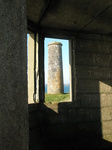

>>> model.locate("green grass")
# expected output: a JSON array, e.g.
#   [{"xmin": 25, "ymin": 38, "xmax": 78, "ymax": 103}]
[{"xmin": 45, "ymin": 93, "xmax": 70, "ymax": 103}]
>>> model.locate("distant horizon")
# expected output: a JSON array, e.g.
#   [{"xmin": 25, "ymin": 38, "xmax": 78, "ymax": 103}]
[
  {"xmin": 45, "ymin": 83, "xmax": 70, "ymax": 85},
  {"xmin": 45, "ymin": 84, "xmax": 70, "ymax": 93}
]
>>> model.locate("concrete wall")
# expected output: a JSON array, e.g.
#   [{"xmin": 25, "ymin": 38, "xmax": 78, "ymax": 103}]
[
  {"xmin": 0, "ymin": 1, "xmax": 28, "ymax": 149},
  {"xmin": 75, "ymin": 34, "xmax": 112, "ymax": 143},
  {"xmin": 29, "ymin": 33, "xmax": 112, "ymax": 150},
  {"xmin": 28, "ymin": 34, "xmax": 39, "ymax": 103},
  {"xmin": 28, "ymin": 34, "xmax": 35, "ymax": 103}
]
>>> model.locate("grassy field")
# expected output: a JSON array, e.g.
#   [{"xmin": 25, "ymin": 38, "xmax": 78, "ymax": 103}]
[{"xmin": 45, "ymin": 93, "xmax": 70, "ymax": 103}]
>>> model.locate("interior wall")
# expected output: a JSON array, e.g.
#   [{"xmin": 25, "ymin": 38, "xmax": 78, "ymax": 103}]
[
  {"xmin": 0, "ymin": 1, "xmax": 28, "ymax": 149},
  {"xmin": 29, "ymin": 33, "xmax": 112, "ymax": 150},
  {"xmin": 75, "ymin": 33, "xmax": 112, "ymax": 143},
  {"xmin": 28, "ymin": 33, "xmax": 39, "ymax": 104},
  {"xmin": 28, "ymin": 34, "xmax": 35, "ymax": 103}
]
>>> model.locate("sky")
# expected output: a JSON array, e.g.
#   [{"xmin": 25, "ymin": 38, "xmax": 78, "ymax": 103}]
[
  {"xmin": 27, "ymin": 35, "xmax": 70, "ymax": 84},
  {"xmin": 44, "ymin": 38, "xmax": 69, "ymax": 84}
]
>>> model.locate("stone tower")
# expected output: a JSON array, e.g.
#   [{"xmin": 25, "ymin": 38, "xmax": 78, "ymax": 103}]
[{"xmin": 48, "ymin": 42, "xmax": 64, "ymax": 94}]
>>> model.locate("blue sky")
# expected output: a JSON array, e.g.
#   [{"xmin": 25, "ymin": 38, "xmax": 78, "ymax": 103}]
[
  {"xmin": 44, "ymin": 38, "xmax": 69, "ymax": 84},
  {"xmin": 27, "ymin": 35, "xmax": 69, "ymax": 84}
]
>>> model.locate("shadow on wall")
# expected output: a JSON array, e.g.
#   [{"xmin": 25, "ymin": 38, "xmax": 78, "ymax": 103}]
[
  {"xmin": 28, "ymin": 34, "xmax": 112, "ymax": 150},
  {"xmin": 28, "ymin": 99, "xmax": 112, "ymax": 150}
]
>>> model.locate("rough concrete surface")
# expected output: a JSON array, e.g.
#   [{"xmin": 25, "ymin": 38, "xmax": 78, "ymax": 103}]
[
  {"xmin": 29, "ymin": 34, "xmax": 112, "ymax": 150},
  {"xmin": 0, "ymin": 1, "xmax": 28, "ymax": 150}
]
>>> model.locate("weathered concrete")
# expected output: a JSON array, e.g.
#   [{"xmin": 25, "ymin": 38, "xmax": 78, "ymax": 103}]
[
  {"xmin": 29, "ymin": 33, "xmax": 112, "ymax": 150},
  {"xmin": 27, "ymin": 0, "xmax": 112, "ymax": 34},
  {"xmin": 48, "ymin": 42, "xmax": 64, "ymax": 94},
  {"xmin": 28, "ymin": 34, "xmax": 35, "ymax": 103},
  {"xmin": 75, "ymin": 34, "xmax": 112, "ymax": 144},
  {"xmin": 0, "ymin": 1, "xmax": 28, "ymax": 149},
  {"xmin": 28, "ymin": 34, "xmax": 39, "ymax": 103},
  {"xmin": 1, "ymin": 0, "xmax": 112, "ymax": 149}
]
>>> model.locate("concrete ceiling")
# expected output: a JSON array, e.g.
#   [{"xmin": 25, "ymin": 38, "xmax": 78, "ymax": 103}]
[{"xmin": 27, "ymin": 0, "xmax": 112, "ymax": 34}]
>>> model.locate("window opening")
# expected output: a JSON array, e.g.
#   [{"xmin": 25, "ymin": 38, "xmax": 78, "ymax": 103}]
[{"xmin": 44, "ymin": 38, "xmax": 70, "ymax": 103}]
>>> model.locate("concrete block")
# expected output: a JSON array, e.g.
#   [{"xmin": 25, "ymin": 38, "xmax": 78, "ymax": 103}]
[
  {"xmin": 76, "ymin": 52, "xmax": 94, "ymax": 66},
  {"xmin": 101, "ymin": 107, "xmax": 112, "ymax": 121},
  {"xmin": 77, "ymin": 79, "xmax": 99, "ymax": 93},
  {"xmin": 48, "ymin": 112, "xmax": 68, "ymax": 125},
  {"xmin": 76, "ymin": 52, "xmax": 112, "ymax": 68},
  {"xmin": 68, "ymin": 109, "xmax": 77, "ymax": 123},
  {"xmin": 102, "ymin": 121, "xmax": 112, "ymax": 135},
  {"xmin": 77, "ymin": 66, "xmax": 112, "ymax": 80},
  {"xmin": 103, "ymin": 134, "xmax": 112, "ymax": 143},
  {"xmin": 77, "ymin": 122, "xmax": 101, "ymax": 137},
  {"xmin": 100, "ymin": 94, "xmax": 112, "ymax": 107},
  {"xmin": 46, "ymin": 124, "xmax": 77, "ymax": 140},
  {"xmin": 77, "ymin": 93, "xmax": 100, "ymax": 107},
  {"xmin": 77, "ymin": 108, "xmax": 100, "ymax": 122},
  {"xmin": 99, "ymin": 81, "xmax": 112, "ymax": 93},
  {"xmin": 77, "ymin": 79, "xmax": 112, "ymax": 94},
  {"xmin": 76, "ymin": 34, "xmax": 112, "ymax": 54}
]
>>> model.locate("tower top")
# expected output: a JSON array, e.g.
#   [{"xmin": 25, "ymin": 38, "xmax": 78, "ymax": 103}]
[{"xmin": 48, "ymin": 41, "xmax": 62, "ymax": 46}]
